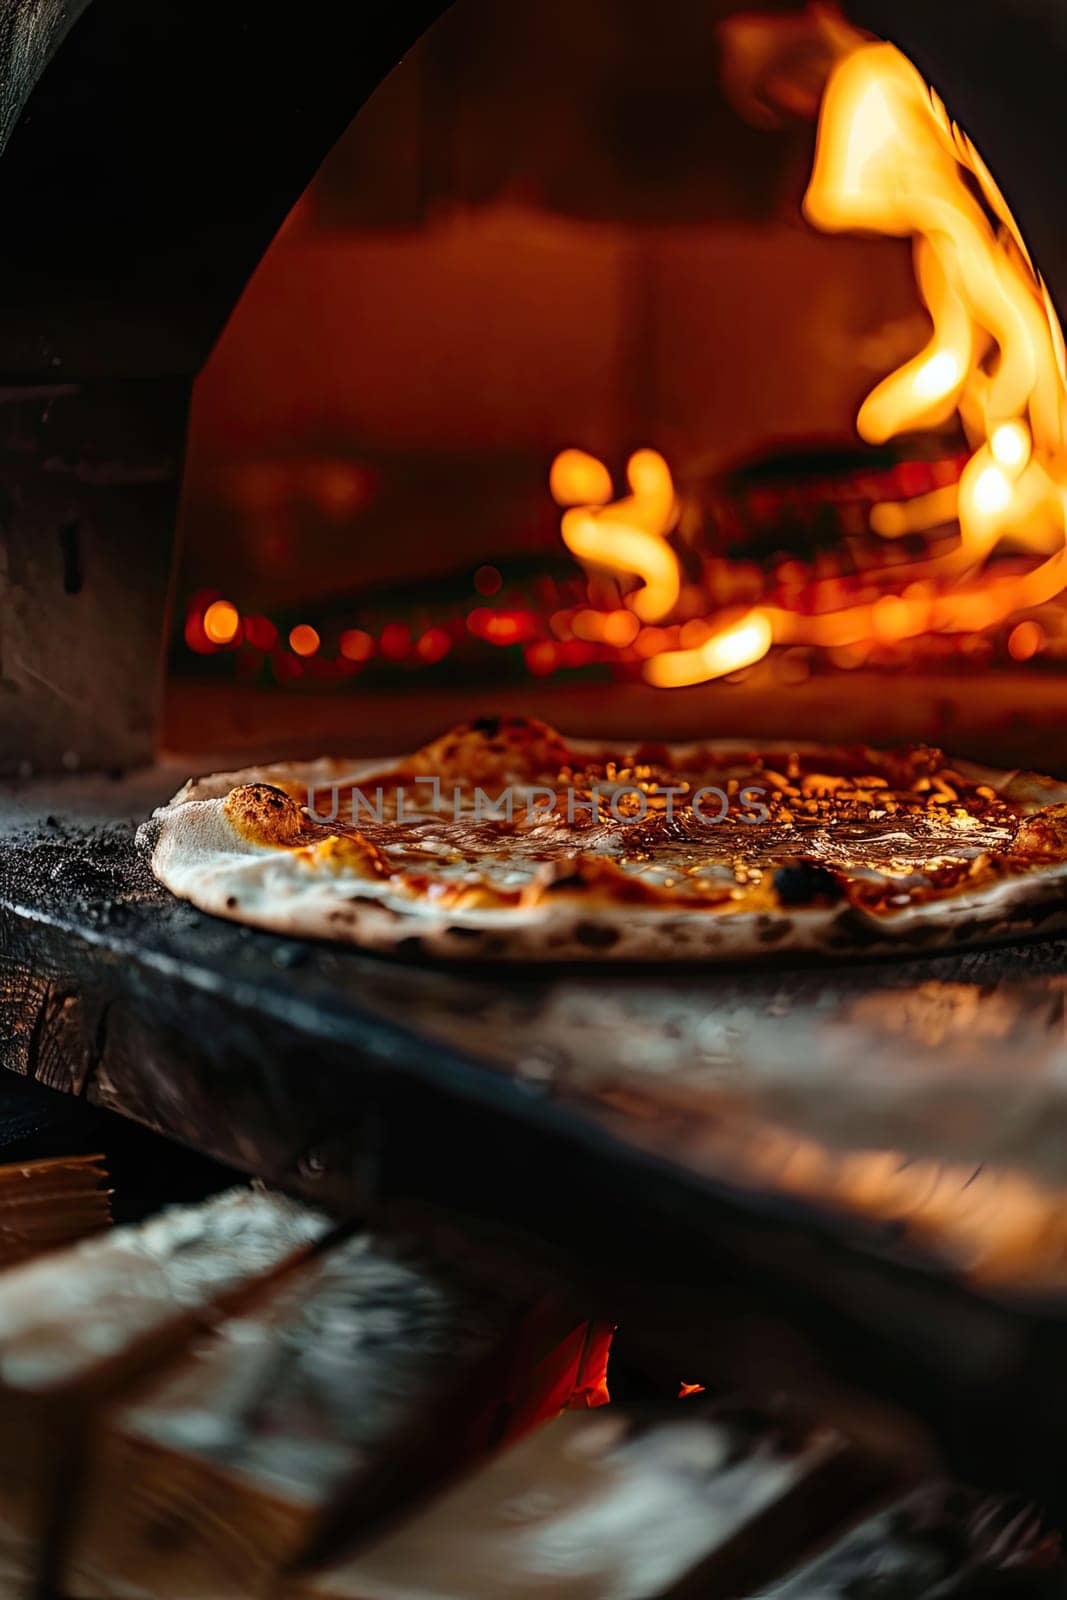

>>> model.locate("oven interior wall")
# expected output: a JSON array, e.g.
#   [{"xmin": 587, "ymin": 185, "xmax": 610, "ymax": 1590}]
[
  {"xmin": 167, "ymin": 0, "xmax": 939, "ymax": 758},
  {"xmin": 163, "ymin": 0, "xmax": 1066, "ymax": 772}
]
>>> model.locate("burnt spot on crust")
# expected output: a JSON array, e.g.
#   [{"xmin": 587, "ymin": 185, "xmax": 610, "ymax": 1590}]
[
  {"xmin": 827, "ymin": 905, "xmax": 889, "ymax": 948},
  {"xmin": 772, "ymin": 859, "xmax": 844, "ymax": 907},
  {"xmin": 344, "ymin": 896, "xmax": 402, "ymax": 918},
  {"xmin": 544, "ymin": 872, "xmax": 585, "ymax": 894},
  {"xmin": 1024, "ymin": 896, "xmax": 1067, "ymax": 927},
  {"xmin": 825, "ymin": 905, "xmax": 941, "ymax": 950},
  {"xmin": 572, "ymin": 920, "xmax": 621, "ymax": 949},
  {"xmin": 223, "ymin": 783, "xmax": 304, "ymax": 847},
  {"xmin": 470, "ymin": 716, "xmax": 502, "ymax": 737}
]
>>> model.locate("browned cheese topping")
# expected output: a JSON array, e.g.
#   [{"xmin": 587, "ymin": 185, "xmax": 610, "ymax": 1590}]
[{"xmin": 219, "ymin": 718, "xmax": 1060, "ymax": 918}]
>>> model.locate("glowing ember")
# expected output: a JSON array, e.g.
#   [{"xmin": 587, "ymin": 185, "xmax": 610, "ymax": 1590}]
[
  {"xmin": 678, "ymin": 1382, "xmax": 706, "ymax": 1399},
  {"xmin": 551, "ymin": 31, "xmax": 1067, "ymax": 685},
  {"xmin": 339, "ymin": 628, "xmax": 374, "ymax": 662},
  {"xmin": 288, "ymin": 623, "xmax": 321, "ymax": 657},
  {"xmin": 416, "ymin": 627, "xmax": 452, "ymax": 663},
  {"xmin": 203, "ymin": 600, "xmax": 240, "ymax": 646},
  {"xmin": 380, "ymin": 623, "xmax": 412, "ymax": 660},
  {"xmin": 1008, "ymin": 619, "xmax": 1045, "ymax": 662},
  {"xmin": 244, "ymin": 615, "xmax": 278, "ymax": 651}
]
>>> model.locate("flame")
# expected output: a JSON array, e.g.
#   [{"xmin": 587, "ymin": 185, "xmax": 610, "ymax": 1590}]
[
  {"xmin": 553, "ymin": 449, "xmax": 681, "ymax": 623},
  {"xmin": 550, "ymin": 448, "xmax": 614, "ymax": 508},
  {"xmin": 644, "ymin": 609, "xmax": 773, "ymax": 687},
  {"xmin": 805, "ymin": 42, "xmax": 1067, "ymax": 567},
  {"xmin": 552, "ymin": 33, "xmax": 1067, "ymax": 685}
]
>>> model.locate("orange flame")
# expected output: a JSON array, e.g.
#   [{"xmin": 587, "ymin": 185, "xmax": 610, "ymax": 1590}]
[
  {"xmin": 806, "ymin": 41, "xmax": 1067, "ymax": 573},
  {"xmin": 552, "ymin": 33, "xmax": 1067, "ymax": 685},
  {"xmin": 553, "ymin": 449, "xmax": 681, "ymax": 624},
  {"xmin": 644, "ymin": 609, "xmax": 773, "ymax": 687}
]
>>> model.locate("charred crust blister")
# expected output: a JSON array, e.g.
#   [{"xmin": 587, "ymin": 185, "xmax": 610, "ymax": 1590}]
[
  {"xmin": 223, "ymin": 783, "xmax": 304, "ymax": 846},
  {"xmin": 772, "ymin": 860, "xmax": 845, "ymax": 907}
]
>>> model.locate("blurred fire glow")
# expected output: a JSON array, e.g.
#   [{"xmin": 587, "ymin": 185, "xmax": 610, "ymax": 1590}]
[
  {"xmin": 551, "ymin": 35, "xmax": 1067, "ymax": 685},
  {"xmin": 557, "ymin": 449, "xmax": 681, "ymax": 625},
  {"xmin": 202, "ymin": 599, "xmax": 240, "ymax": 646},
  {"xmin": 184, "ymin": 34, "xmax": 1067, "ymax": 693},
  {"xmin": 288, "ymin": 623, "xmax": 321, "ymax": 657},
  {"xmin": 339, "ymin": 628, "xmax": 374, "ymax": 663}
]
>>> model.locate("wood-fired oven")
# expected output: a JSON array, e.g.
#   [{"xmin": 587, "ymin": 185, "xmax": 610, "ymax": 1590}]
[{"xmin": 2, "ymin": 3, "xmax": 1067, "ymax": 1594}]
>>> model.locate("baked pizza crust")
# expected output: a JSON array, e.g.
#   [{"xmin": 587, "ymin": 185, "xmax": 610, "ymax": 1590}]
[{"xmin": 141, "ymin": 724, "xmax": 1067, "ymax": 963}]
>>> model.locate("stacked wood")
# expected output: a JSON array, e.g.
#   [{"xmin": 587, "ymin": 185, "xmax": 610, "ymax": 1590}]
[
  {"xmin": 66, "ymin": 1232, "xmax": 596, "ymax": 1598},
  {"xmin": 0, "ymin": 1185, "xmax": 329, "ymax": 1590},
  {"xmin": 0, "ymin": 1179, "xmax": 1051, "ymax": 1600},
  {"xmin": 0, "ymin": 1152, "xmax": 110, "ymax": 1266},
  {"xmin": 760, "ymin": 1482, "xmax": 1060, "ymax": 1596},
  {"xmin": 284, "ymin": 1402, "xmax": 881, "ymax": 1600}
]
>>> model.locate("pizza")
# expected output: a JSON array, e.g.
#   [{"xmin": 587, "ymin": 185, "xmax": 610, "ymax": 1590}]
[{"xmin": 141, "ymin": 716, "xmax": 1067, "ymax": 962}]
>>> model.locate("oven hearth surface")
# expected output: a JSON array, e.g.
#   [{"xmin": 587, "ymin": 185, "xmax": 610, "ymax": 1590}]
[{"xmin": 4, "ymin": 767, "xmax": 1067, "ymax": 1504}]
